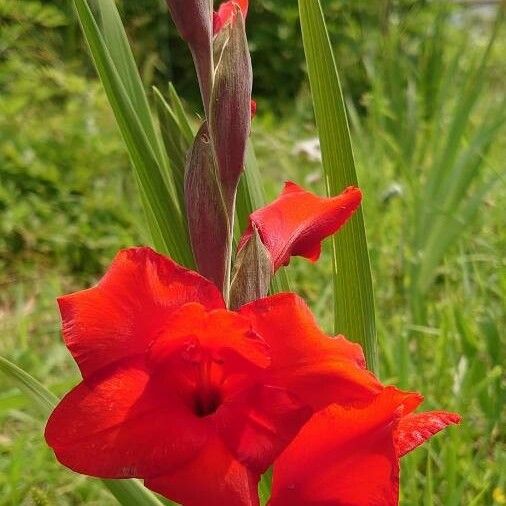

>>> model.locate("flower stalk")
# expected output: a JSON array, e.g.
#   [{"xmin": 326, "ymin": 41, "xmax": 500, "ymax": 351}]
[{"xmin": 177, "ymin": 2, "xmax": 252, "ymax": 302}]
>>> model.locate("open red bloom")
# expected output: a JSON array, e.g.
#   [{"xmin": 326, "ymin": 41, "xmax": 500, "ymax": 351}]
[
  {"xmin": 46, "ymin": 247, "xmax": 381, "ymax": 506},
  {"xmin": 240, "ymin": 293, "xmax": 382, "ymax": 411},
  {"xmin": 238, "ymin": 182, "xmax": 362, "ymax": 271},
  {"xmin": 214, "ymin": 0, "xmax": 249, "ymax": 34},
  {"xmin": 268, "ymin": 387, "xmax": 461, "ymax": 506}
]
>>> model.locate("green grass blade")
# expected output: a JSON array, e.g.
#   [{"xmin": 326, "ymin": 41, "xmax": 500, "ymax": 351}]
[
  {"xmin": 236, "ymin": 143, "xmax": 267, "ymax": 233},
  {"xmin": 298, "ymin": 0, "xmax": 378, "ymax": 371},
  {"xmin": 96, "ymin": 0, "xmax": 184, "ymax": 213},
  {"xmin": 418, "ymin": 11, "xmax": 503, "ymax": 246},
  {"xmin": 417, "ymin": 177, "xmax": 497, "ymax": 294},
  {"xmin": 416, "ymin": 113, "xmax": 504, "ymax": 293},
  {"xmin": 0, "ymin": 356, "xmax": 172, "ymax": 506},
  {"xmin": 73, "ymin": 0, "xmax": 193, "ymax": 266}
]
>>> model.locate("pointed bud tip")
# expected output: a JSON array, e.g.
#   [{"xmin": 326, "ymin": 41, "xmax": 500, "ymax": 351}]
[{"xmin": 214, "ymin": 0, "xmax": 249, "ymax": 34}]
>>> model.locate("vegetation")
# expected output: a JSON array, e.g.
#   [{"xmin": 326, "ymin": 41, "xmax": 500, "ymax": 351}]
[{"xmin": 0, "ymin": 1, "xmax": 504, "ymax": 505}]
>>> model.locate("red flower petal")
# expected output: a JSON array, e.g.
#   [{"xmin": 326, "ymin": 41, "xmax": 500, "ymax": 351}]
[
  {"xmin": 147, "ymin": 303, "xmax": 271, "ymax": 421},
  {"xmin": 216, "ymin": 384, "xmax": 312, "ymax": 474},
  {"xmin": 45, "ymin": 359, "xmax": 210, "ymax": 479},
  {"xmin": 147, "ymin": 304, "xmax": 310, "ymax": 476},
  {"xmin": 394, "ymin": 411, "xmax": 462, "ymax": 457},
  {"xmin": 145, "ymin": 436, "xmax": 260, "ymax": 506},
  {"xmin": 269, "ymin": 398, "xmax": 401, "ymax": 506},
  {"xmin": 238, "ymin": 182, "xmax": 362, "ymax": 271},
  {"xmin": 58, "ymin": 247, "xmax": 224, "ymax": 378},
  {"xmin": 268, "ymin": 387, "xmax": 458, "ymax": 506},
  {"xmin": 240, "ymin": 293, "xmax": 382, "ymax": 411},
  {"xmin": 148, "ymin": 303, "xmax": 270, "ymax": 395},
  {"xmin": 214, "ymin": 0, "xmax": 249, "ymax": 34}
]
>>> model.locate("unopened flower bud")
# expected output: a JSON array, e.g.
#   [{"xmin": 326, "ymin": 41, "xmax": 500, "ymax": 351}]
[
  {"xmin": 209, "ymin": 6, "xmax": 252, "ymax": 207},
  {"xmin": 185, "ymin": 123, "xmax": 230, "ymax": 290}
]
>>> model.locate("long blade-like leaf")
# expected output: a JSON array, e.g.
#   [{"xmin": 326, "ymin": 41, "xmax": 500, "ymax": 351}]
[
  {"xmin": 95, "ymin": 0, "xmax": 167, "ymax": 170},
  {"xmin": 0, "ymin": 356, "xmax": 171, "ymax": 506},
  {"xmin": 299, "ymin": 0, "xmax": 378, "ymax": 371},
  {"xmin": 168, "ymin": 82, "xmax": 195, "ymax": 143},
  {"xmin": 153, "ymin": 86, "xmax": 188, "ymax": 209},
  {"xmin": 73, "ymin": 0, "xmax": 193, "ymax": 267},
  {"xmin": 0, "ymin": 356, "xmax": 58, "ymax": 414}
]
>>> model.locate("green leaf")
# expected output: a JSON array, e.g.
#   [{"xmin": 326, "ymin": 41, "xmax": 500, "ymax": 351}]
[
  {"xmin": 236, "ymin": 143, "xmax": 266, "ymax": 233},
  {"xmin": 0, "ymin": 356, "xmax": 58, "ymax": 415},
  {"xmin": 153, "ymin": 86, "xmax": 189, "ymax": 209},
  {"xmin": 73, "ymin": 0, "xmax": 193, "ymax": 267},
  {"xmin": 102, "ymin": 481, "xmax": 168, "ymax": 506},
  {"xmin": 299, "ymin": 0, "xmax": 378, "ymax": 372},
  {"xmin": 258, "ymin": 470, "xmax": 272, "ymax": 506},
  {"xmin": 168, "ymin": 82, "xmax": 195, "ymax": 143},
  {"xmin": 417, "ymin": 177, "xmax": 497, "ymax": 294},
  {"xmin": 0, "ymin": 356, "xmax": 172, "ymax": 505},
  {"xmin": 95, "ymin": 0, "xmax": 167, "ymax": 170},
  {"xmin": 409, "ymin": 11, "xmax": 505, "ymax": 301}
]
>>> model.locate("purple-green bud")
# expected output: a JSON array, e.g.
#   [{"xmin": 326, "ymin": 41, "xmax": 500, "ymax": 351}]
[
  {"xmin": 209, "ymin": 6, "xmax": 252, "ymax": 207},
  {"xmin": 230, "ymin": 226, "xmax": 272, "ymax": 309},
  {"xmin": 184, "ymin": 123, "xmax": 230, "ymax": 291},
  {"xmin": 166, "ymin": 0, "xmax": 213, "ymax": 112}
]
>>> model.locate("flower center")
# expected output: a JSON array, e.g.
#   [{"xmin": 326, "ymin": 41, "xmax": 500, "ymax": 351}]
[
  {"xmin": 183, "ymin": 345, "xmax": 225, "ymax": 418},
  {"xmin": 193, "ymin": 387, "xmax": 222, "ymax": 418}
]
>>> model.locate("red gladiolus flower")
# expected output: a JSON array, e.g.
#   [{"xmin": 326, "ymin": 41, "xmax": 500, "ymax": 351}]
[
  {"xmin": 268, "ymin": 387, "xmax": 461, "ymax": 506},
  {"xmin": 214, "ymin": 0, "xmax": 249, "ymax": 34},
  {"xmin": 239, "ymin": 182, "xmax": 362, "ymax": 271},
  {"xmin": 45, "ymin": 247, "xmax": 381, "ymax": 506}
]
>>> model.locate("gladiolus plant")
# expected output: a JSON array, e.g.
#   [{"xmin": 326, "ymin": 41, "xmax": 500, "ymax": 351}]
[{"xmin": 32, "ymin": 0, "xmax": 463, "ymax": 505}]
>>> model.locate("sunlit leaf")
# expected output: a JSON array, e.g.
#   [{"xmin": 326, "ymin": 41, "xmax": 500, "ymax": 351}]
[{"xmin": 298, "ymin": 0, "xmax": 378, "ymax": 371}]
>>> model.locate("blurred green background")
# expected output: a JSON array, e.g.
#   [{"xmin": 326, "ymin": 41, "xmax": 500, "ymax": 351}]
[{"xmin": 0, "ymin": 0, "xmax": 504, "ymax": 504}]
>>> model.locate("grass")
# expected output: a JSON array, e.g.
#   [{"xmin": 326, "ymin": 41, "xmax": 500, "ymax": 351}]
[{"xmin": 1, "ymin": 3, "xmax": 505, "ymax": 506}]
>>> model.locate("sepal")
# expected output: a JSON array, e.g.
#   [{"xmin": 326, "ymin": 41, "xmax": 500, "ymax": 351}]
[{"xmin": 230, "ymin": 227, "xmax": 272, "ymax": 309}]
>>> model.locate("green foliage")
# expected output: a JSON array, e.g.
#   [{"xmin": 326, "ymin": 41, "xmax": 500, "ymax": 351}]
[
  {"xmin": 0, "ymin": 1, "xmax": 141, "ymax": 280},
  {"xmin": 348, "ymin": 3, "xmax": 505, "ymax": 324},
  {"xmin": 6, "ymin": 0, "xmax": 450, "ymax": 112}
]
